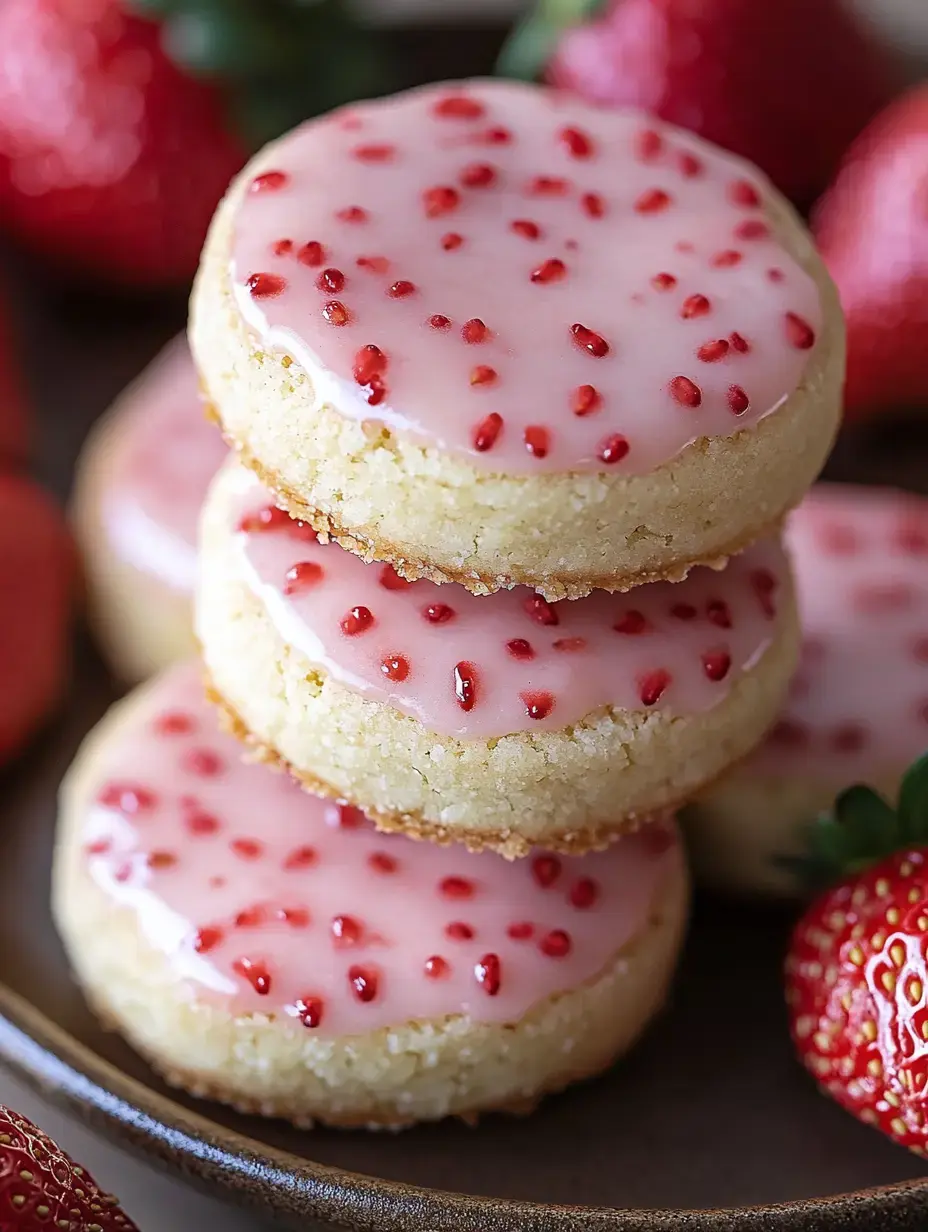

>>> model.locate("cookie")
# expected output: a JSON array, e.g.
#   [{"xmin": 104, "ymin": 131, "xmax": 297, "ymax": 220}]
[
  {"xmin": 72, "ymin": 336, "xmax": 227, "ymax": 682},
  {"xmin": 191, "ymin": 79, "xmax": 843, "ymax": 600},
  {"xmin": 196, "ymin": 458, "xmax": 800, "ymax": 857},
  {"xmin": 53, "ymin": 662, "xmax": 688, "ymax": 1129},
  {"xmin": 686, "ymin": 485, "xmax": 928, "ymax": 896}
]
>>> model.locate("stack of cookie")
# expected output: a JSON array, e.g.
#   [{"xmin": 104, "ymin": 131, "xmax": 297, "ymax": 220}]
[{"xmin": 54, "ymin": 79, "xmax": 843, "ymax": 1129}]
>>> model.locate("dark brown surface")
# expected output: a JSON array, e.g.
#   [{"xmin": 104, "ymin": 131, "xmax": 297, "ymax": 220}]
[{"xmin": 2, "ymin": 22, "xmax": 928, "ymax": 1229}]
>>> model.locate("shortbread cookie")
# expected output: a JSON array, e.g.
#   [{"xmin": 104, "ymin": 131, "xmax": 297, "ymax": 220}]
[
  {"xmin": 72, "ymin": 337, "xmax": 227, "ymax": 682},
  {"xmin": 686, "ymin": 485, "xmax": 928, "ymax": 896},
  {"xmin": 53, "ymin": 662, "xmax": 688, "ymax": 1129},
  {"xmin": 191, "ymin": 79, "xmax": 843, "ymax": 599},
  {"xmin": 197, "ymin": 459, "xmax": 800, "ymax": 856}
]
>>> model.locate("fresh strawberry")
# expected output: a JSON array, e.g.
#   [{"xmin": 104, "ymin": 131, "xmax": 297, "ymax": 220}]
[
  {"xmin": 500, "ymin": 0, "xmax": 896, "ymax": 207},
  {"xmin": 0, "ymin": 475, "xmax": 74, "ymax": 762},
  {"xmin": 814, "ymin": 85, "xmax": 928, "ymax": 421},
  {"xmin": 0, "ymin": 297, "xmax": 29, "ymax": 467},
  {"xmin": 0, "ymin": 1103, "xmax": 139, "ymax": 1228},
  {"xmin": 786, "ymin": 755, "xmax": 928, "ymax": 1154},
  {"xmin": 0, "ymin": 0, "xmax": 245, "ymax": 288}
]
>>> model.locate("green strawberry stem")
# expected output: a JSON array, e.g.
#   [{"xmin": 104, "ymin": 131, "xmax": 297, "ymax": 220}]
[
  {"xmin": 496, "ymin": 0, "xmax": 610, "ymax": 82},
  {"xmin": 784, "ymin": 752, "xmax": 928, "ymax": 889}
]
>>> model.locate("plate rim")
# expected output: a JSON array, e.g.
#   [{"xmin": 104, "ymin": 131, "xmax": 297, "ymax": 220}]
[{"xmin": 1, "ymin": 981, "xmax": 927, "ymax": 1231}]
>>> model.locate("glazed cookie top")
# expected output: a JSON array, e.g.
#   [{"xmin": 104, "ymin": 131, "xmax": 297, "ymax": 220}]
[
  {"xmin": 102, "ymin": 338, "xmax": 226, "ymax": 590},
  {"xmin": 232, "ymin": 80, "xmax": 823, "ymax": 476},
  {"xmin": 752, "ymin": 485, "xmax": 928, "ymax": 780},
  {"xmin": 79, "ymin": 663, "xmax": 681, "ymax": 1035},
  {"xmin": 222, "ymin": 466, "xmax": 790, "ymax": 739}
]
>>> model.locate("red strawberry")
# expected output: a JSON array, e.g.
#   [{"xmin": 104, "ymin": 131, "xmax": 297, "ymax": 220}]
[
  {"xmin": 0, "ymin": 297, "xmax": 29, "ymax": 467},
  {"xmin": 0, "ymin": 1103, "xmax": 139, "ymax": 1228},
  {"xmin": 0, "ymin": 475, "xmax": 74, "ymax": 762},
  {"xmin": 786, "ymin": 757, "xmax": 928, "ymax": 1154},
  {"xmin": 814, "ymin": 85, "xmax": 928, "ymax": 420},
  {"xmin": 502, "ymin": 0, "xmax": 896, "ymax": 207},
  {"xmin": 0, "ymin": 0, "xmax": 245, "ymax": 288}
]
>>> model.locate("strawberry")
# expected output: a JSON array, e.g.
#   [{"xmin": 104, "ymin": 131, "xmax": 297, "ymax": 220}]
[
  {"xmin": 499, "ymin": 0, "xmax": 897, "ymax": 207},
  {"xmin": 0, "ymin": 296, "xmax": 29, "ymax": 467},
  {"xmin": 0, "ymin": 1103, "xmax": 139, "ymax": 1228},
  {"xmin": 814, "ymin": 85, "xmax": 928, "ymax": 421},
  {"xmin": 0, "ymin": 475, "xmax": 74, "ymax": 763},
  {"xmin": 786, "ymin": 754, "xmax": 928, "ymax": 1155}
]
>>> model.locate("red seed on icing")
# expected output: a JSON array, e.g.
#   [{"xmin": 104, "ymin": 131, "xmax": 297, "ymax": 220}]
[
  {"xmin": 639, "ymin": 670, "xmax": 671, "ymax": 706},
  {"xmin": 352, "ymin": 143, "xmax": 395, "ymax": 162},
  {"xmin": 341, "ymin": 606, "xmax": 374, "ymax": 636},
  {"xmin": 572, "ymin": 384, "xmax": 601, "ymax": 416},
  {"xmin": 728, "ymin": 385, "xmax": 750, "ymax": 414},
  {"xmin": 707, "ymin": 599, "xmax": 733, "ymax": 628},
  {"xmin": 581, "ymin": 192, "xmax": 606, "ymax": 218},
  {"xmin": 440, "ymin": 875, "xmax": 475, "ymax": 900},
  {"xmin": 368, "ymin": 852, "xmax": 398, "ymax": 874},
  {"xmin": 614, "ymin": 610, "xmax": 650, "ymax": 635},
  {"xmin": 353, "ymin": 344, "xmax": 388, "ymax": 386},
  {"xmin": 832, "ymin": 723, "xmax": 868, "ymax": 753},
  {"xmin": 671, "ymin": 602, "xmax": 698, "ymax": 620},
  {"xmin": 570, "ymin": 324, "xmax": 610, "ymax": 357},
  {"xmin": 193, "ymin": 926, "xmax": 223, "ymax": 954},
  {"xmin": 234, "ymin": 904, "xmax": 268, "ymax": 928},
  {"xmin": 555, "ymin": 637, "xmax": 588, "ymax": 654},
  {"xmin": 380, "ymin": 654, "xmax": 410, "ymax": 682},
  {"xmin": 697, "ymin": 339, "xmax": 730, "ymax": 363},
  {"xmin": 651, "ymin": 272, "xmax": 677, "ymax": 291},
  {"xmin": 462, "ymin": 318, "xmax": 490, "ymax": 344},
  {"xmin": 98, "ymin": 782, "xmax": 158, "ymax": 814},
  {"xmin": 377, "ymin": 565, "xmax": 410, "ymax": 593},
  {"xmin": 475, "ymin": 953, "xmax": 501, "ymax": 996},
  {"xmin": 702, "ymin": 650, "xmax": 732, "ymax": 682},
  {"xmin": 251, "ymin": 170, "xmax": 289, "ymax": 193},
  {"xmin": 337, "ymin": 206, "xmax": 368, "ymax": 223},
  {"xmin": 322, "ymin": 301, "xmax": 350, "ymax": 326},
  {"xmin": 512, "ymin": 219, "xmax": 542, "ymax": 240},
  {"xmin": 729, "ymin": 332, "xmax": 750, "ymax": 353},
  {"xmin": 283, "ymin": 561, "xmax": 324, "ymax": 594},
  {"xmin": 429, "ymin": 314, "xmax": 452, "ymax": 330},
  {"xmin": 441, "ymin": 232, "xmax": 464, "ymax": 251},
  {"xmin": 681, "ymin": 294, "xmax": 711, "ymax": 319},
  {"xmin": 532, "ymin": 855, "xmax": 561, "ymax": 888},
  {"xmin": 148, "ymin": 851, "xmax": 177, "ymax": 870},
  {"xmin": 231, "ymin": 838, "xmax": 263, "ymax": 860},
  {"xmin": 677, "ymin": 151, "xmax": 703, "ymax": 178},
  {"xmin": 521, "ymin": 690, "xmax": 555, "ymax": 720},
  {"xmin": 473, "ymin": 412, "xmax": 503, "ymax": 451},
  {"xmin": 507, "ymin": 638, "xmax": 535, "ymax": 660},
  {"xmin": 508, "ymin": 921, "xmax": 534, "ymax": 941},
  {"xmin": 233, "ymin": 957, "xmax": 272, "ymax": 996},
  {"xmin": 388, "ymin": 280, "xmax": 416, "ymax": 298},
  {"xmin": 540, "ymin": 930, "xmax": 572, "ymax": 958},
  {"xmin": 531, "ymin": 258, "xmax": 567, "ymax": 284},
  {"xmin": 670, "ymin": 376, "xmax": 702, "ymax": 407},
  {"xmin": 559, "ymin": 126, "xmax": 594, "ymax": 158},
  {"xmin": 635, "ymin": 129, "xmax": 664, "ymax": 161},
  {"xmin": 751, "ymin": 568, "xmax": 778, "ymax": 617},
  {"xmin": 423, "ymin": 602, "xmax": 455, "ymax": 624},
  {"xmin": 328, "ymin": 803, "xmax": 365, "ymax": 829},
  {"xmin": 356, "ymin": 255, "xmax": 389, "ymax": 274},
  {"xmin": 424, "ymin": 955, "xmax": 450, "ymax": 980},
  {"xmin": 434, "ymin": 94, "xmax": 485, "ymax": 119},
  {"xmin": 332, "ymin": 915, "xmax": 363, "ymax": 946},
  {"xmin": 348, "ymin": 965, "xmax": 379, "ymax": 1003},
  {"xmin": 317, "ymin": 268, "xmax": 345, "ymax": 293},
  {"xmin": 524, "ymin": 425, "xmax": 550, "ymax": 458},
  {"xmin": 711, "ymin": 249, "xmax": 743, "ymax": 268},
  {"xmin": 735, "ymin": 219, "xmax": 770, "ymax": 241},
  {"xmin": 598, "ymin": 433, "xmax": 630, "ymax": 464},
  {"xmin": 453, "ymin": 662, "xmax": 478, "ymax": 711},
  {"xmin": 295, "ymin": 997, "xmax": 324, "ymax": 1029},
  {"xmin": 446, "ymin": 921, "xmax": 475, "ymax": 941},
  {"xmin": 183, "ymin": 748, "xmax": 223, "ymax": 777},
  {"xmin": 272, "ymin": 238, "xmax": 294, "ymax": 257},
  {"xmin": 460, "ymin": 162, "xmax": 496, "ymax": 188},
  {"xmin": 470, "ymin": 364, "xmax": 498, "ymax": 386},
  {"xmin": 153, "ymin": 711, "xmax": 194, "ymax": 735},
  {"xmin": 635, "ymin": 188, "xmax": 671, "ymax": 213},
  {"xmin": 523, "ymin": 594, "xmax": 559, "ymax": 626},
  {"xmin": 785, "ymin": 312, "xmax": 816, "ymax": 350},
  {"xmin": 729, "ymin": 179, "xmax": 761, "ymax": 207},
  {"xmin": 770, "ymin": 719, "xmax": 809, "ymax": 747},
  {"xmin": 570, "ymin": 878, "xmax": 599, "ymax": 909},
  {"xmin": 529, "ymin": 176, "xmax": 570, "ymax": 195},
  {"xmin": 423, "ymin": 186, "xmax": 460, "ymax": 218},
  {"xmin": 186, "ymin": 809, "xmax": 219, "ymax": 836},
  {"xmin": 279, "ymin": 909, "xmax": 309, "ymax": 928},
  {"xmin": 297, "ymin": 241, "xmax": 325, "ymax": 267},
  {"xmin": 284, "ymin": 845, "xmax": 317, "ymax": 870},
  {"xmin": 246, "ymin": 272, "xmax": 286, "ymax": 299}
]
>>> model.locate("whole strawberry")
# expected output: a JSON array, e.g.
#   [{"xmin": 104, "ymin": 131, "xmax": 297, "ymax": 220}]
[
  {"xmin": 0, "ymin": 1103, "xmax": 139, "ymax": 1228},
  {"xmin": 814, "ymin": 85, "xmax": 928, "ymax": 421},
  {"xmin": 499, "ymin": 0, "xmax": 897, "ymax": 207},
  {"xmin": 786, "ymin": 756, "xmax": 928, "ymax": 1153}
]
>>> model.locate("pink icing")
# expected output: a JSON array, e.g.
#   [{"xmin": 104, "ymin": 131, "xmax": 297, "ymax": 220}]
[
  {"xmin": 232, "ymin": 80, "xmax": 822, "ymax": 476},
  {"xmin": 225, "ymin": 466, "xmax": 788, "ymax": 738},
  {"xmin": 100, "ymin": 337, "xmax": 226, "ymax": 591},
  {"xmin": 750, "ymin": 485, "xmax": 928, "ymax": 781},
  {"xmin": 79, "ymin": 662, "xmax": 681, "ymax": 1035}
]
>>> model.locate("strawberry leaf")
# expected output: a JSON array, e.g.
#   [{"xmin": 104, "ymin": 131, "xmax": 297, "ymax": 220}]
[{"xmin": 496, "ymin": 0, "xmax": 609, "ymax": 82}]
